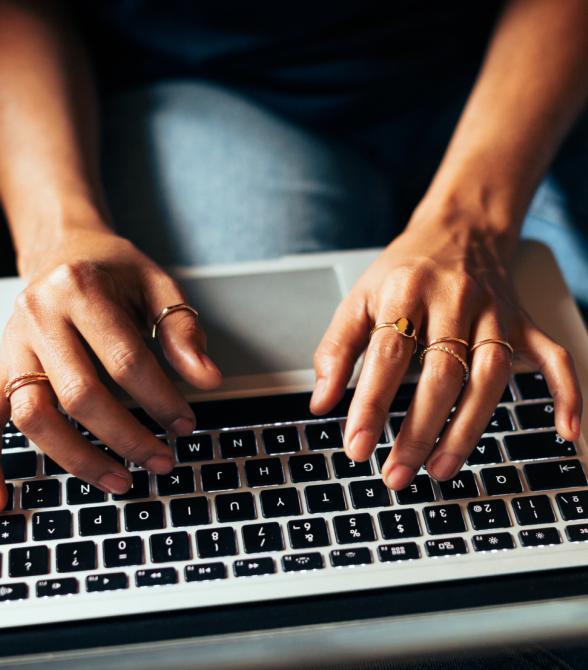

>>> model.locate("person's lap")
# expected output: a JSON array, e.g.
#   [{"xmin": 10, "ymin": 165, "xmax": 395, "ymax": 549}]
[{"xmin": 101, "ymin": 79, "xmax": 588, "ymax": 669}]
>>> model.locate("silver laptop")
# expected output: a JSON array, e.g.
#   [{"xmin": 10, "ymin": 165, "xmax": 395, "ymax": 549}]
[{"xmin": 0, "ymin": 240, "xmax": 587, "ymax": 669}]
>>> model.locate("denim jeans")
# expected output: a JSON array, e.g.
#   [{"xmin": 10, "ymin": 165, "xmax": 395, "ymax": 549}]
[{"xmin": 101, "ymin": 80, "xmax": 588, "ymax": 669}]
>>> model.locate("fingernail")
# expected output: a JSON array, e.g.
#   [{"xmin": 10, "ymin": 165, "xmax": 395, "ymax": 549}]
[
  {"xmin": 348, "ymin": 429, "xmax": 376, "ymax": 460},
  {"xmin": 385, "ymin": 463, "xmax": 415, "ymax": 490},
  {"xmin": 145, "ymin": 454, "xmax": 174, "ymax": 473},
  {"xmin": 169, "ymin": 416, "xmax": 195, "ymax": 436},
  {"xmin": 98, "ymin": 472, "xmax": 132, "ymax": 495},
  {"xmin": 429, "ymin": 453, "xmax": 461, "ymax": 480},
  {"xmin": 310, "ymin": 379, "xmax": 327, "ymax": 410},
  {"xmin": 199, "ymin": 353, "xmax": 221, "ymax": 374}
]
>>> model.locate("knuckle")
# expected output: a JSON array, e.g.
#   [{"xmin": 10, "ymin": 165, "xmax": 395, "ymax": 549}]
[
  {"xmin": 47, "ymin": 261, "xmax": 104, "ymax": 295},
  {"xmin": 368, "ymin": 338, "xmax": 406, "ymax": 365},
  {"xmin": 399, "ymin": 438, "xmax": 432, "ymax": 460},
  {"xmin": 357, "ymin": 397, "xmax": 389, "ymax": 423},
  {"xmin": 423, "ymin": 354, "xmax": 465, "ymax": 385},
  {"xmin": 475, "ymin": 345, "xmax": 512, "ymax": 374},
  {"xmin": 553, "ymin": 344, "xmax": 572, "ymax": 365},
  {"xmin": 10, "ymin": 395, "xmax": 44, "ymax": 435},
  {"xmin": 14, "ymin": 287, "xmax": 42, "ymax": 316},
  {"xmin": 109, "ymin": 345, "xmax": 143, "ymax": 382},
  {"xmin": 57, "ymin": 376, "xmax": 96, "ymax": 417}
]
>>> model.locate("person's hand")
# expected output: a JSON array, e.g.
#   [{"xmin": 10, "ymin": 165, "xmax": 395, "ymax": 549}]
[
  {"xmin": 311, "ymin": 211, "xmax": 582, "ymax": 490},
  {"xmin": 0, "ymin": 228, "xmax": 221, "ymax": 507}
]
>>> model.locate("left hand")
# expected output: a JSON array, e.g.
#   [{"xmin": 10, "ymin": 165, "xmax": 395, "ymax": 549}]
[{"xmin": 310, "ymin": 211, "xmax": 582, "ymax": 490}]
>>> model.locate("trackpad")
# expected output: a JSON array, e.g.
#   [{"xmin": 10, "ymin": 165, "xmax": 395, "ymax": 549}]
[{"xmin": 180, "ymin": 268, "xmax": 342, "ymax": 376}]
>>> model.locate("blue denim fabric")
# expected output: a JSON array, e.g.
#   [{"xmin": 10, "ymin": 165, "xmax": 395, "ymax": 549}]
[{"xmin": 101, "ymin": 80, "xmax": 588, "ymax": 669}]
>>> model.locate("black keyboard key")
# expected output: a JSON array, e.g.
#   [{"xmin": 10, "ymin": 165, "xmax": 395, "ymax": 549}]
[
  {"xmin": 500, "ymin": 386, "xmax": 514, "ymax": 403},
  {"xmin": 156, "ymin": 467, "xmax": 195, "ymax": 496},
  {"xmin": 305, "ymin": 483, "xmax": 346, "ymax": 513},
  {"xmin": 32, "ymin": 510, "xmax": 72, "ymax": 541},
  {"xmin": 473, "ymin": 532, "xmax": 515, "ymax": 551},
  {"xmin": 439, "ymin": 471, "xmax": 479, "ymax": 500},
  {"xmin": 9, "ymin": 545, "xmax": 49, "ymax": 577},
  {"xmin": 103, "ymin": 536, "xmax": 144, "ymax": 567},
  {"xmin": 525, "ymin": 459, "xmax": 587, "ymax": 491},
  {"xmin": 425, "ymin": 537, "xmax": 468, "ymax": 557},
  {"xmin": 136, "ymin": 567, "xmax": 177, "ymax": 587},
  {"xmin": 504, "ymin": 431, "xmax": 575, "ymax": 461},
  {"xmin": 242, "ymin": 522, "xmax": 284, "ymax": 553},
  {"xmin": 333, "ymin": 513, "xmax": 375, "ymax": 544},
  {"xmin": 423, "ymin": 504, "xmax": 466, "ymax": 534},
  {"xmin": 129, "ymin": 408, "xmax": 165, "ymax": 435},
  {"xmin": 97, "ymin": 445, "xmax": 125, "ymax": 465},
  {"xmin": 201, "ymin": 463, "xmax": 239, "ymax": 491},
  {"xmin": 288, "ymin": 518, "xmax": 330, "ymax": 549},
  {"xmin": 515, "ymin": 372, "xmax": 550, "ymax": 399},
  {"xmin": 66, "ymin": 478, "xmax": 106, "ymax": 505},
  {"xmin": 515, "ymin": 402, "xmax": 555, "ymax": 430},
  {"xmin": 4, "ymin": 483, "xmax": 14, "ymax": 512},
  {"xmin": 219, "ymin": 430, "xmax": 257, "ymax": 458},
  {"xmin": 22, "ymin": 479, "xmax": 61, "ymax": 509},
  {"xmin": 305, "ymin": 422, "xmax": 342, "ymax": 450},
  {"xmin": 262, "ymin": 427, "xmax": 300, "ymax": 455},
  {"xmin": 216, "ymin": 492, "xmax": 256, "ymax": 522},
  {"xmin": 150, "ymin": 531, "xmax": 191, "ymax": 562},
  {"xmin": 125, "ymin": 501, "xmax": 165, "ymax": 531},
  {"xmin": 332, "ymin": 452, "xmax": 373, "ymax": 479},
  {"xmin": 467, "ymin": 500, "xmax": 511, "ymax": 530},
  {"xmin": 170, "ymin": 496, "xmax": 210, "ymax": 527},
  {"xmin": 375, "ymin": 447, "xmax": 391, "ymax": 472},
  {"xmin": 79, "ymin": 505, "xmax": 119, "ymax": 536},
  {"xmin": 176, "ymin": 433, "xmax": 213, "ymax": 462},
  {"xmin": 557, "ymin": 491, "xmax": 588, "ymax": 520},
  {"xmin": 396, "ymin": 475, "xmax": 436, "ymax": 504},
  {"xmin": 234, "ymin": 557, "xmax": 275, "ymax": 577},
  {"xmin": 512, "ymin": 495, "xmax": 555, "ymax": 525},
  {"xmin": 56, "ymin": 541, "xmax": 96, "ymax": 572},
  {"xmin": 378, "ymin": 542, "xmax": 420, "ymax": 562},
  {"xmin": 75, "ymin": 423, "xmax": 99, "ymax": 442},
  {"xmin": 0, "ymin": 514, "xmax": 26, "ymax": 544},
  {"xmin": 3, "ymin": 450, "xmax": 37, "ymax": 480},
  {"xmin": 185, "ymin": 562, "xmax": 227, "ymax": 582},
  {"xmin": 390, "ymin": 415, "xmax": 405, "ymax": 437},
  {"xmin": 481, "ymin": 466, "xmax": 523, "ymax": 496},
  {"xmin": 379, "ymin": 509, "xmax": 421, "ymax": 539},
  {"xmin": 331, "ymin": 547, "xmax": 372, "ymax": 566},
  {"xmin": 113, "ymin": 470, "xmax": 150, "ymax": 500},
  {"xmin": 289, "ymin": 454, "xmax": 329, "ymax": 482},
  {"xmin": 282, "ymin": 552, "xmax": 324, "ymax": 572},
  {"xmin": 566, "ymin": 524, "xmax": 588, "ymax": 543},
  {"xmin": 466, "ymin": 438, "xmax": 503, "ymax": 466},
  {"xmin": 2, "ymin": 434, "xmax": 27, "ymax": 450},
  {"xmin": 37, "ymin": 577, "xmax": 78, "ymax": 598},
  {"xmin": 484, "ymin": 407, "xmax": 514, "ymax": 433},
  {"xmin": 44, "ymin": 456, "xmax": 66, "ymax": 476},
  {"xmin": 519, "ymin": 527, "xmax": 561, "ymax": 547},
  {"xmin": 349, "ymin": 479, "xmax": 391, "ymax": 508},
  {"xmin": 244, "ymin": 458, "xmax": 284, "ymax": 487},
  {"xmin": 196, "ymin": 527, "xmax": 237, "ymax": 558},
  {"xmin": 260, "ymin": 488, "xmax": 301, "ymax": 517},
  {"xmin": 0, "ymin": 582, "xmax": 28, "ymax": 601},
  {"xmin": 87, "ymin": 573, "xmax": 129, "ymax": 592}
]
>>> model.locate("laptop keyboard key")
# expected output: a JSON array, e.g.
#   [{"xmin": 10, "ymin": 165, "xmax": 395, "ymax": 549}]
[
  {"xmin": 79, "ymin": 506, "xmax": 119, "ymax": 536},
  {"xmin": 37, "ymin": 578, "xmax": 78, "ymax": 598},
  {"xmin": 113, "ymin": 470, "xmax": 150, "ymax": 500},
  {"xmin": 242, "ymin": 522, "xmax": 284, "ymax": 553},
  {"xmin": 156, "ymin": 467, "xmax": 195, "ymax": 496},
  {"xmin": 9, "ymin": 546, "xmax": 49, "ymax": 577},
  {"xmin": 515, "ymin": 403, "xmax": 555, "ymax": 430},
  {"xmin": 3, "ymin": 451, "xmax": 37, "ymax": 480},
  {"xmin": 466, "ymin": 438, "xmax": 503, "ymax": 466},
  {"xmin": 125, "ymin": 501, "xmax": 165, "ymax": 531},
  {"xmin": 87, "ymin": 573, "xmax": 129, "ymax": 592},
  {"xmin": 262, "ymin": 427, "xmax": 300, "ymax": 455},
  {"xmin": 136, "ymin": 568, "xmax": 177, "ymax": 587},
  {"xmin": 349, "ymin": 479, "xmax": 391, "ymax": 508},
  {"xmin": 512, "ymin": 495, "xmax": 555, "ymax": 525},
  {"xmin": 396, "ymin": 475, "xmax": 435, "ymax": 504},
  {"xmin": 481, "ymin": 466, "xmax": 523, "ymax": 496},
  {"xmin": 2, "ymin": 434, "xmax": 28, "ymax": 450},
  {"xmin": 219, "ymin": 430, "xmax": 257, "ymax": 459},
  {"xmin": 515, "ymin": 372, "xmax": 549, "ymax": 399},
  {"xmin": 305, "ymin": 422, "xmax": 343, "ymax": 450},
  {"xmin": 524, "ymin": 460, "xmax": 587, "ymax": 491},
  {"xmin": 103, "ymin": 536, "xmax": 144, "ymax": 567},
  {"xmin": 170, "ymin": 496, "xmax": 210, "ymax": 527},
  {"xmin": 332, "ymin": 452, "xmax": 373, "ymax": 479},
  {"xmin": 467, "ymin": 500, "xmax": 511, "ymax": 530},
  {"xmin": 566, "ymin": 524, "xmax": 588, "ymax": 543},
  {"xmin": 289, "ymin": 454, "xmax": 329, "ymax": 482},
  {"xmin": 234, "ymin": 557, "xmax": 275, "ymax": 577},
  {"xmin": 150, "ymin": 531, "xmax": 191, "ymax": 562},
  {"xmin": 519, "ymin": 527, "xmax": 561, "ymax": 547},
  {"xmin": 56, "ymin": 541, "xmax": 96, "ymax": 572},
  {"xmin": 32, "ymin": 510, "xmax": 72, "ymax": 541},
  {"xmin": 331, "ymin": 547, "xmax": 372, "ymax": 567},
  {"xmin": 390, "ymin": 415, "xmax": 405, "ymax": 437},
  {"xmin": 439, "ymin": 471, "xmax": 479, "ymax": 500},
  {"xmin": 379, "ymin": 509, "xmax": 421, "ymax": 540},
  {"xmin": 472, "ymin": 532, "xmax": 515, "ymax": 551},
  {"xmin": 425, "ymin": 537, "xmax": 468, "ymax": 556},
  {"xmin": 288, "ymin": 518, "xmax": 330, "ymax": 549},
  {"xmin": 0, "ymin": 515, "xmax": 26, "ymax": 544},
  {"xmin": 556, "ymin": 491, "xmax": 588, "ymax": 520},
  {"xmin": 196, "ymin": 527, "xmax": 237, "ymax": 558},
  {"xmin": 378, "ymin": 542, "xmax": 420, "ymax": 562},
  {"xmin": 484, "ymin": 407, "xmax": 514, "ymax": 433},
  {"xmin": 66, "ymin": 478, "xmax": 105, "ymax": 505},
  {"xmin": 305, "ymin": 484, "xmax": 346, "ymax": 513},
  {"xmin": 22, "ymin": 479, "xmax": 60, "ymax": 509},
  {"xmin": 423, "ymin": 504, "xmax": 466, "ymax": 534},
  {"xmin": 504, "ymin": 432, "xmax": 575, "ymax": 461},
  {"xmin": 129, "ymin": 409, "xmax": 165, "ymax": 435},
  {"xmin": 282, "ymin": 552, "xmax": 324, "ymax": 572},
  {"xmin": 244, "ymin": 458, "xmax": 284, "ymax": 487},
  {"xmin": 4, "ymin": 483, "xmax": 14, "ymax": 512},
  {"xmin": 260, "ymin": 488, "xmax": 301, "ymax": 517},
  {"xmin": 375, "ymin": 447, "xmax": 391, "ymax": 472},
  {"xmin": 176, "ymin": 434, "xmax": 213, "ymax": 462},
  {"xmin": 0, "ymin": 583, "xmax": 28, "ymax": 601},
  {"xmin": 333, "ymin": 514, "xmax": 375, "ymax": 544},
  {"xmin": 43, "ymin": 456, "xmax": 66, "ymax": 476},
  {"xmin": 216, "ymin": 492, "xmax": 256, "ymax": 522},
  {"xmin": 185, "ymin": 562, "xmax": 227, "ymax": 582},
  {"xmin": 201, "ymin": 463, "xmax": 240, "ymax": 491}
]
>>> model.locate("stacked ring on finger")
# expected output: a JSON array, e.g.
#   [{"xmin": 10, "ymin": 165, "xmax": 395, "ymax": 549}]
[
  {"xmin": 4, "ymin": 372, "xmax": 51, "ymax": 401},
  {"xmin": 470, "ymin": 338, "xmax": 514, "ymax": 356},
  {"xmin": 419, "ymin": 345, "xmax": 470, "ymax": 383},
  {"xmin": 369, "ymin": 316, "xmax": 418, "ymax": 353}
]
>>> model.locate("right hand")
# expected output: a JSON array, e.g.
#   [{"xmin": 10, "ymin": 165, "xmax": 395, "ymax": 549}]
[{"xmin": 0, "ymin": 228, "xmax": 222, "ymax": 507}]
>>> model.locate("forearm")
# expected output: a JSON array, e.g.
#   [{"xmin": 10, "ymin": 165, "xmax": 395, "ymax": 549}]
[
  {"xmin": 0, "ymin": 0, "xmax": 110, "ymax": 274},
  {"xmin": 414, "ymin": 0, "xmax": 588, "ymax": 247}
]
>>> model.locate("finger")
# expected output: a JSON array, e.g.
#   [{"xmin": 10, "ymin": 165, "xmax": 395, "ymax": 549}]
[
  {"xmin": 343, "ymin": 302, "xmax": 423, "ymax": 465},
  {"xmin": 29, "ymin": 323, "xmax": 176, "ymax": 473},
  {"xmin": 144, "ymin": 270, "xmax": 222, "ymax": 390},
  {"xmin": 6, "ymin": 345, "xmax": 132, "ymax": 494},
  {"xmin": 517, "ymin": 323, "xmax": 582, "ymax": 441},
  {"xmin": 427, "ymin": 311, "xmax": 512, "ymax": 480},
  {"xmin": 0, "ymin": 353, "xmax": 11, "ymax": 509},
  {"xmin": 382, "ymin": 311, "xmax": 470, "ymax": 489},
  {"xmin": 311, "ymin": 291, "xmax": 371, "ymax": 415},
  {"xmin": 71, "ymin": 296, "xmax": 196, "ymax": 436}
]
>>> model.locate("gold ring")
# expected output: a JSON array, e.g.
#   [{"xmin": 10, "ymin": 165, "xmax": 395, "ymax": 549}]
[
  {"xmin": 419, "ymin": 345, "xmax": 470, "ymax": 383},
  {"xmin": 470, "ymin": 339, "xmax": 514, "ymax": 355},
  {"xmin": 152, "ymin": 303, "xmax": 199, "ymax": 340},
  {"xmin": 369, "ymin": 317, "xmax": 418, "ymax": 354},
  {"xmin": 4, "ymin": 373, "xmax": 50, "ymax": 401},
  {"xmin": 427, "ymin": 336, "xmax": 469, "ymax": 348}
]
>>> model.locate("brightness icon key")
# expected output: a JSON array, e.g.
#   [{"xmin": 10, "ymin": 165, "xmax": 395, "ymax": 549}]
[{"xmin": 472, "ymin": 532, "xmax": 515, "ymax": 552}]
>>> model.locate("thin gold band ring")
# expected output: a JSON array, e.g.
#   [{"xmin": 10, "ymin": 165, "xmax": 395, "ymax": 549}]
[
  {"xmin": 470, "ymin": 339, "xmax": 514, "ymax": 355},
  {"xmin": 427, "ymin": 336, "xmax": 469, "ymax": 348},
  {"xmin": 419, "ymin": 345, "xmax": 470, "ymax": 383},
  {"xmin": 4, "ymin": 373, "xmax": 51, "ymax": 401},
  {"xmin": 152, "ymin": 303, "xmax": 200, "ymax": 340}
]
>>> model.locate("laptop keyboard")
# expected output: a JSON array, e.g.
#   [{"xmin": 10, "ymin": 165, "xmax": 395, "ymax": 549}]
[{"xmin": 1, "ymin": 370, "xmax": 587, "ymax": 626}]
